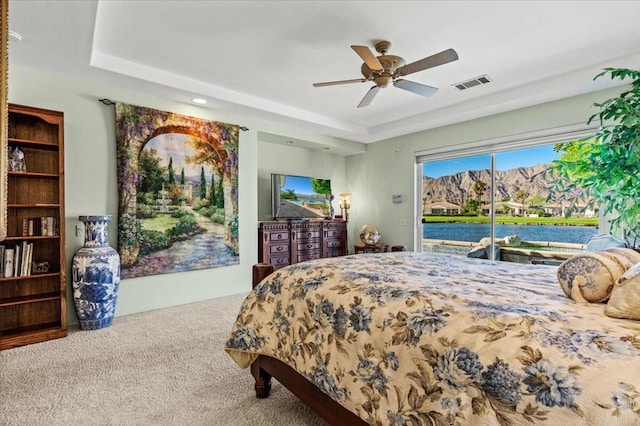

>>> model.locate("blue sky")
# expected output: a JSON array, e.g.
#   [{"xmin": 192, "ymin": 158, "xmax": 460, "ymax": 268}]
[
  {"xmin": 423, "ymin": 144, "xmax": 559, "ymax": 178},
  {"xmin": 277, "ymin": 175, "xmax": 330, "ymax": 195}
]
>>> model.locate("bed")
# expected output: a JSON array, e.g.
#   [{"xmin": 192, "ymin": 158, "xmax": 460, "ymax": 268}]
[{"xmin": 225, "ymin": 251, "xmax": 640, "ymax": 425}]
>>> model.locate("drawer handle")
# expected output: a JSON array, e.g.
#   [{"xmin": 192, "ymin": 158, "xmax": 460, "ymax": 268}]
[
  {"xmin": 307, "ymin": 232, "xmax": 312, "ymax": 237},
  {"xmin": 276, "ymin": 259, "xmax": 284, "ymax": 264},
  {"xmin": 276, "ymin": 246, "xmax": 283, "ymax": 252},
  {"xmin": 277, "ymin": 235, "xmax": 283, "ymax": 240},
  {"xmin": 307, "ymin": 243, "xmax": 313, "ymax": 248}
]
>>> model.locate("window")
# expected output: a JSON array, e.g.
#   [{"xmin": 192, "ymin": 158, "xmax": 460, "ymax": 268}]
[{"xmin": 416, "ymin": 125, "xmax": 599, "ymax": 263}]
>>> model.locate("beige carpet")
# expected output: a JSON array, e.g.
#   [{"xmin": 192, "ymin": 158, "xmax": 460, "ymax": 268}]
[{"xmin": 0, "ymin": 292, "xmax": 326, "ymax": 425}]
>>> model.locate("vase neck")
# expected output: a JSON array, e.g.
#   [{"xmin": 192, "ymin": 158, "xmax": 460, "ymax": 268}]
[{"xmin": 81, "ymin": 216, "xmax": 112, "ymax": 248}]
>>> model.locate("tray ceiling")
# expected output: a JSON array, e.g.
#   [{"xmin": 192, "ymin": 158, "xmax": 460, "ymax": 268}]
[{"xmin": 8, "ymin": 1, "xmax": 640, "ymax": 144}]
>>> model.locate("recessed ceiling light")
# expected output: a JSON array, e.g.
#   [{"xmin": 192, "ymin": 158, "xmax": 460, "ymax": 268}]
[{"xmin": 191, "ymin": 98, "xmax": 207, "ymax": 104}]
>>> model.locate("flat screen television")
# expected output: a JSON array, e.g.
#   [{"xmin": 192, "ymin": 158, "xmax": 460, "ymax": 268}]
[{"xmin": 271, "ymin": 173, "xmax": 332, "ymax": 220}]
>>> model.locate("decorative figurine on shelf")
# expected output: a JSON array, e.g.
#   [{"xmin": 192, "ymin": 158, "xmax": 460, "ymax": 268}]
[
  {"xmin": 8, "ymin": 145, "xmax": 26, "ymax": 172},
  {"xmin": 31, "ymin": 260, "xmax": 50, "ymax": 274},
  {"xmin": 359, "ymin": 224, "xmax": 381, "ymax": 246}
]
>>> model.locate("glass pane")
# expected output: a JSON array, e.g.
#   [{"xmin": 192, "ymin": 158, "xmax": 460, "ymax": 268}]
[
  {"xmin": 494, "ymin": 144, "xmax": 598, "ymax": 264},
  {"xmin": 422, "ymin": 154, "xmax": 492, "ymax": 257}
]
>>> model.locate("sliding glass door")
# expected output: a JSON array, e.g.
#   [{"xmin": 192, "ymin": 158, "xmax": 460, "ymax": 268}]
[{"xmin": 420, "ymin": 143, "xmax": 599, "ymax": 262}]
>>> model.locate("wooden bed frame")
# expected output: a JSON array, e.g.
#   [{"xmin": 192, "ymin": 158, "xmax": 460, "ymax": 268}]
[{"xmin": 251, "ymin": 263, "xmax": 368, "ymax": 426}]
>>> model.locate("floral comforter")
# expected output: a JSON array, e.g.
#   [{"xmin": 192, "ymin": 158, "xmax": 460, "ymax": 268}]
[{"xmin": 225, "ymin": 252, "xmax": 640, "ymax": 425}]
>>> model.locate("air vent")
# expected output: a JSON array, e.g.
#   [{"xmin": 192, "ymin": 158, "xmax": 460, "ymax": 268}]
[{"xmin": 453, "ymin": 75, "xmax": 492, "ymax": 91}]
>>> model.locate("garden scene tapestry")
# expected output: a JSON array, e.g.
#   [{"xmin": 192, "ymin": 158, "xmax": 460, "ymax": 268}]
[{"xmin": 116, "ymin": 102, "xmax": 239, "ymax": 279}]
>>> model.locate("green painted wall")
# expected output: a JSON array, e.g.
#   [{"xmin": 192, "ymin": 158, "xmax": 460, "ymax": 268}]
[{"xmin": 9, "ymin": 64, "xmax": 626, "ymax": 323}]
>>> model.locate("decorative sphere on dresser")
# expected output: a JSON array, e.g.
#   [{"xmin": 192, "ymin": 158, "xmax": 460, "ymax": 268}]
[
  {"xmin": 72, "ymin": 215, "xmax": 121, "ymax": 330},
  {"xmin": 359, "ymin": 224, "xmax": 381, "ymax": 246}
]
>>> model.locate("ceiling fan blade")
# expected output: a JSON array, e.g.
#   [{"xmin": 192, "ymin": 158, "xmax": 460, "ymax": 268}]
[
  {"xmin": 351, "ymin": 45, "xmax": 384, "ymax": 72},
  {"xmin": 357, "ymin": 85, "xmax": 381, "ymax": 108},
  {"xmin": 396, "ymin": 48, "xmax": 459, "ymax": 77},
  {"xmin": 313, "ymin": 78, "xmax": 367, "ymax": 87},
  {"xmin": 394, "ymin": 79, "xmax": 438, "ymax": 97}
]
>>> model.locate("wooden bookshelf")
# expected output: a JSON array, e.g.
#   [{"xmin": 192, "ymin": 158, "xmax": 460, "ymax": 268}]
[{"xmin": 0, "ymin": 104, "xmax": 66, "ymax": 350}]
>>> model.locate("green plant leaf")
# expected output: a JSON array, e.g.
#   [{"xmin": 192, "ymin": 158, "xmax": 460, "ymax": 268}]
[{"xmin": 547, "ymin": 68, "xmax": 640, "ymax": 238}]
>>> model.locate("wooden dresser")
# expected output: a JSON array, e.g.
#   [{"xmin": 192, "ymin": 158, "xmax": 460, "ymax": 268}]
[{"xmin": 259, "ymin": 220, "xmax": 347, "ymax": 269}]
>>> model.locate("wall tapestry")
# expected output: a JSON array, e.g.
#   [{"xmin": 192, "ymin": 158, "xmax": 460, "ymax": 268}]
[{"xmin": 116, "ymin": 102, "xmax": 239, "ymax": 279}]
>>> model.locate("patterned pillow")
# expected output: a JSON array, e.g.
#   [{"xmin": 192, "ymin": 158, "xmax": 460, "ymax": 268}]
[
  {"xmin": 557, "ymin": 250, "xmax": 630, "ymax": 303},
  {"xmin": 605, "ymin": 261, "xmax": 640, "ymax": 319},
  {"xmin": 602, "ymin": 247, "xmax": 640, "ymax": 268}
]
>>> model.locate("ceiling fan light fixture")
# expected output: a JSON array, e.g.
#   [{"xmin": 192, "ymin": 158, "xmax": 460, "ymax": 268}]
[{"xmin": 374, "ymin": 75, "xmax": 392, "ymax": 87}]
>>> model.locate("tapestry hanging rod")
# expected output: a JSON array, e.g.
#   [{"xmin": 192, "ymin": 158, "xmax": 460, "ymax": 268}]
[{"xmin": 98, "ymin": 98, "xmax": 249, "ymax": 131}]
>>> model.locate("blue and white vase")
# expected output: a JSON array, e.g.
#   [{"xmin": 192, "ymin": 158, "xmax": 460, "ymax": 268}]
[{"xmin": 72, "ymin": 215, "xmax": 121, "ymax": 330}]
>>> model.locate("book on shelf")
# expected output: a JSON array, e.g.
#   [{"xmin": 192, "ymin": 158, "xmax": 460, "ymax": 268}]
[
  {"xmin": 0, "ymin": 245, "xmax": 5, "ymax": 277},
  {"xmin": 21, "ymin": 216, "xmax": 59, "ymax": 237},
  {"xmin": 20, "ymin": 241, "xmax": 33, "ymax": 277},
  {"xmin": 1, "ymin": 242, "xmax": 35, "ymax": 278},
  {"xmin": 13, "ymin": 244, "xmax": 20, "ymax": 277},
  {"xmin": 4, "ymin": 248, "xmax": 14, "ymax": 278}
]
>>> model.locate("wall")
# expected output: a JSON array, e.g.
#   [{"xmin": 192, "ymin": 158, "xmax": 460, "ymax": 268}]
[
  {"xmin": 256, "ymin": 141, "xmax": 349, "ymax": 222},
  {"xmin": 346, "ymin": 86, "xmax": 627, "ymax": 250},
  {"xmin": 7, "ymin": 66, "xmax": 350, "ymax": 324}
]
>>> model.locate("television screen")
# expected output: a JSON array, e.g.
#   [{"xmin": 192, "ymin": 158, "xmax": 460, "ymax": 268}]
[{"xmin": 271, "ymin": 174, "xmax": 332, "ymax": 220}]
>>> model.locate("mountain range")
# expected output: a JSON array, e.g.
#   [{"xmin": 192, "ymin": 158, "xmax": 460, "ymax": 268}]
[{"xmin": 422, "ymin": 164, "xmax": 577, "ymax": 207}]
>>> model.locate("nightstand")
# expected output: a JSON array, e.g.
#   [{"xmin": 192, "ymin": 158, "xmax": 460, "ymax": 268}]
[{"xmin": 354, "ymin": 242, "xmax": 389, "ymax": 254}]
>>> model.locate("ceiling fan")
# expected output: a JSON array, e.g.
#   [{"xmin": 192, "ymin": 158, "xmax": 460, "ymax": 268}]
[{"xmin": 313, "ymin": 41, "xmax": 458, "ymax": 108}]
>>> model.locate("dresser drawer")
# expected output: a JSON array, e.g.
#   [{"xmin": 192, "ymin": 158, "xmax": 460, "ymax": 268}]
[
  {"xmin": 269, "ymin": 243, "xmax": 289, "ymax": 255},
  {"xmin": 297, "ymin": 253, "xmax": 322, "ymax": 262},
  {"xmin": 267, "ymin": 231, "xmax": 289, "ymax": 242},
  {"xmin": 269, "ymin": 255, "xmax": 290, "ymax": 269},
  {"xmin": 325, "ymin": 249, "xmax": 343, "ymax": 258},
  {"xmin": 324, "ymin": 229, "xmax": 343, "ymax": 239},
  {"xmin": 297, "ymin": 241, "xmax": 321, "ymax": 251},
  {"xmin": 294, "ymin": 230, "xmax": 321, "ymax": 240},
  {"xmin": 325, "ymin": 239, "xmax": 343, "ymax": 249}
]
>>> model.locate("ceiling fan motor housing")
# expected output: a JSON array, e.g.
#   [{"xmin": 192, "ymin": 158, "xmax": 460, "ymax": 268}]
[{"xmin": 360, "ymin": 55, "xmax": 405, "ymax": 87}]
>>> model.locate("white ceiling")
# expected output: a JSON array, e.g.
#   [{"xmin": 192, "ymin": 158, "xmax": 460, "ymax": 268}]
[{"xmin": 8, "ymin": 1, "xmax": 640, "ymax": 146}]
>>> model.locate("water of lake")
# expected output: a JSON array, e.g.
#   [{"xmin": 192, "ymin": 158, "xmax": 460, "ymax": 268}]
[{"xmin": 422, "ymin": 223, "xmax": 598, "ymax": 244}]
